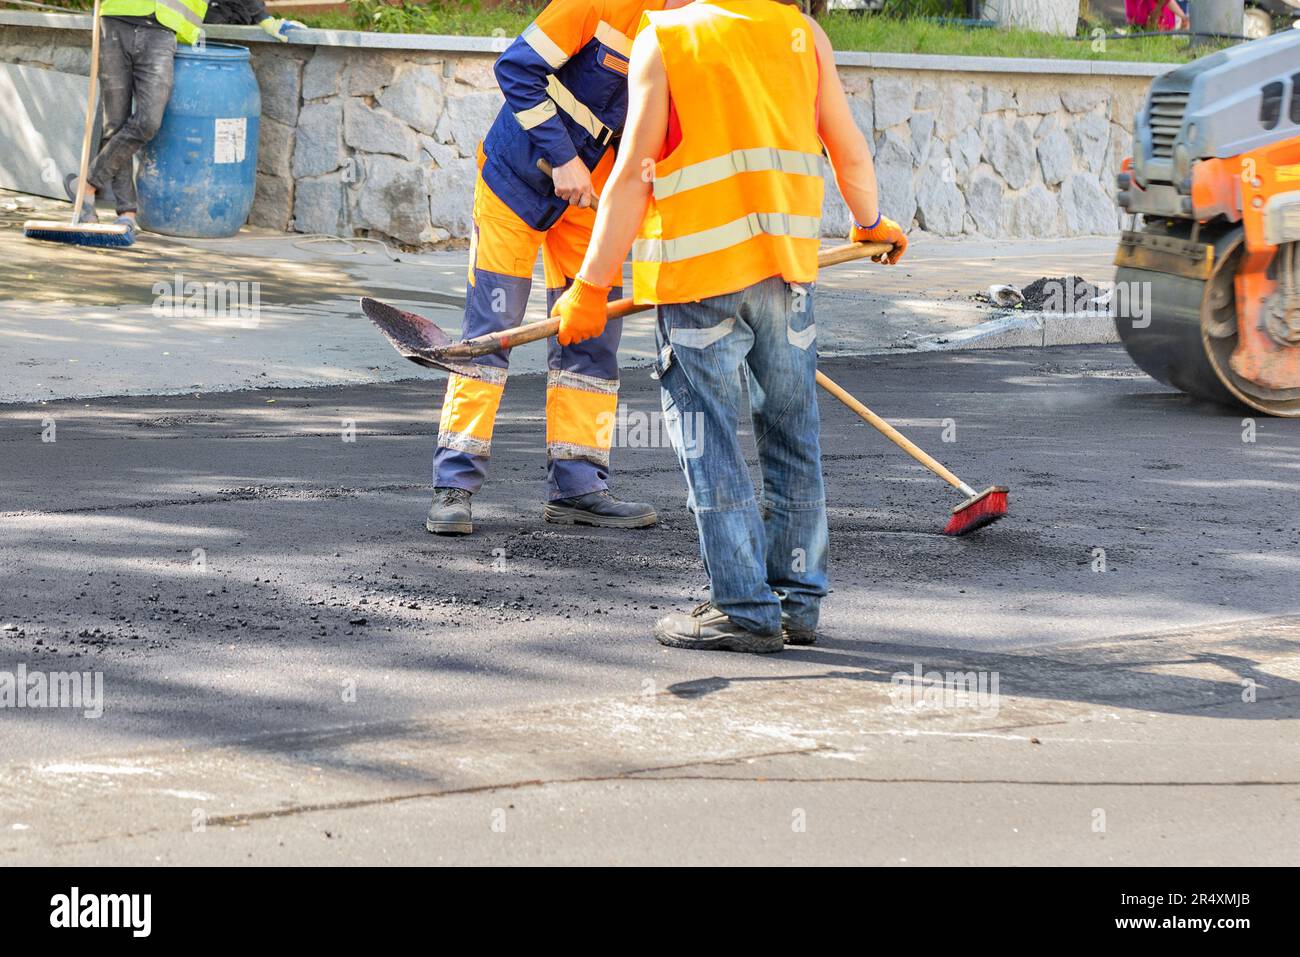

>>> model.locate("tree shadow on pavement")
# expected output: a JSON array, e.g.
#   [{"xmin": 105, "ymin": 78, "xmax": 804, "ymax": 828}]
[{"xmin": 2, "ymin": 346, "xmax": 1300, "ymax": 789}]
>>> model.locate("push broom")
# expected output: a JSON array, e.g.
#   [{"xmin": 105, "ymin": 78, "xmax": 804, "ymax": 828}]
[
  {"xmin": 361, "ymin": 240, "xmax": 1009, "ymax": 537},
  {"xmin": 813, "ymin": 372, "xmax": 1008, "ymax": 535},
  {"xmin": 24, "ymin": 0, "xmax": 133, "ymax": 248}
]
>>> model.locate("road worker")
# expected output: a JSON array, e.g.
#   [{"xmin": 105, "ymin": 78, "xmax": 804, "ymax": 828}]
[
  {"xmin": 554, "ymin": 0, "xmax": 909, "ymax": 651},
  {"xmin": 69, "ymin": 0, "xmax": 209, "ymax": 244},
  {"xmin": 427, "ymin": 0, "xmax": 692, "ymax": 536}
]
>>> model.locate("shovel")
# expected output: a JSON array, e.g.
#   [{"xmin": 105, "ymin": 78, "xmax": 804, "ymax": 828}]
[
  {"xmin": 361, "ymin": 241, "xmax": 890, "ymax": 372},
  {"xmin": 360, "ymin": 239, "xmax": 1008, "ymax": 535}
]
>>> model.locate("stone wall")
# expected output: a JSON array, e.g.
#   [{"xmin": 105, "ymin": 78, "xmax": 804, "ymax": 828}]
[
  {"xmin": 0, "ymin": 18, "xmax": 1158, "ymax": 248},
  {"xmin": 824, "ymin": 68, "xmax": 1149, "ymax": 240},
  {"xmin": 246, "ymin": 44, "xmax": 501, "ymax": 244}
]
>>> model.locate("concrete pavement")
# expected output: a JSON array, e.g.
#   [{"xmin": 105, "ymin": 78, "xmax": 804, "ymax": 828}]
[
  {"xmin": 4, "ymin": 189, "xmax": 1297, "ymax": 865},
  {"xmin": 10, "ymin": 614, "xmax": 1300, "ymax": 866},
  {"xmin": 2, "ymin": 343, "xmax": 1299, "ymax": 864},
  {"xmin": 1, "ymin": 188, "xmax": 1119, "ymax": 402}
]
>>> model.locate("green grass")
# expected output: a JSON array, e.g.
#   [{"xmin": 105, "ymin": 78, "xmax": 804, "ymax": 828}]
[
  {"xmin": 35, "ymin": 0, "xmax": 1223, "ymax": 63},
  {"xmin": 297, "ymin": 0, "xmax": 536, "ymax": 36},
  {"xmin": 290, "ymin": 3, "xmax": 1222, "ymax": 64},
  {"xmin": 820, "ymin": 12, "xmax": 1224, "ymax": 63}
]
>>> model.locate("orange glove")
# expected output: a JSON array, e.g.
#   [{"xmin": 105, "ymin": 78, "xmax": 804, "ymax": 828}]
[
  {"xmin": 555, "ymin": 276, "xmax": 612, "ymax": 347},
  {"xmin": 850, "ymin": 215, "xmax": 909, "ymax": 265}
]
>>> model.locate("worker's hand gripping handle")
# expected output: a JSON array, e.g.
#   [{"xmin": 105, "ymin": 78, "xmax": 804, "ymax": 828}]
[{"xmin": 536, "ymin": 159, "xmax": 599, "ymax": 212}]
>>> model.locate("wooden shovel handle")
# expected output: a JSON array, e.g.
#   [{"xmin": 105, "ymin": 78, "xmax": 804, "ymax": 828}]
[
  {"xmin": 432, "ymin": 231, "xmax": 967, "ymax": 497},
  {"xmin": 439, "ymin": 240, "xmax": 893, "ymax": 359},
  {"xmin": 452, "ymin": 297, "xmax": 646, "ymax": 356}
]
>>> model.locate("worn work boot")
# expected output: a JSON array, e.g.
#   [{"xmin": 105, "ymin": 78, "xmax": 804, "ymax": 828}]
[
  {"xmin": 426, "ymin": 487, "xmax": 473, "ymax": 536},
  {"xmin": 653, "ymin": 602, "xmax": 783, "ymax": 654},
  {"xmin": 543, "ymin": 490, "xmax": 657, "ymax": 529},
  {"xmin": 781, "ymin": 614, "xmax": 817, "ymax": 647}
]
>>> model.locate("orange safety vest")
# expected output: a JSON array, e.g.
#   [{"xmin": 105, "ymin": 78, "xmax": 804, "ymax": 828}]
[{"xmin": 633, "ymin": 0, "xmax": 824, "ymax": 305}]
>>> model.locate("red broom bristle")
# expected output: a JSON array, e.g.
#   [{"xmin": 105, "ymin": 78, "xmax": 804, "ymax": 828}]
[{"xmin": 943, "ymin": 489, "xmax": 1008, "ymax": 537}]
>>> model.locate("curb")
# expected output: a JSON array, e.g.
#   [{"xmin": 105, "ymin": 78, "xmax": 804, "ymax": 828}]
[{"xmin": 907, "ymin": 311, "xmax": 1121, "ymax": 353}]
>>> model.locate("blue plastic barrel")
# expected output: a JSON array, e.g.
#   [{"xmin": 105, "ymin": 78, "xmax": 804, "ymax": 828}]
[{"xmin": 137, "ymin": 42, "xmax": 261, "ymax": 238}]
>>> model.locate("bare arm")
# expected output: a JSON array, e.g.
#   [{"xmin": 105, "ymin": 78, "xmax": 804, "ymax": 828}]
[
  {"xmin": 807, "ymin": 15, "xmax": 878, "ymax": 228},
  {"xmin": 575, "ymin": 26, "xmax": 669, "ymax": 286}
]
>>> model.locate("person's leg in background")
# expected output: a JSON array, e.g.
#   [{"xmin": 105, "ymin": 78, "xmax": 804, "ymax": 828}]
[
  {"xmin": 537, "ymin": 151, "xmax": 656, "ymax": 528},
  {"xmin": 743, "ymin": 279, "xmax": 829, "ymax": 646},
  {"xmin": 84, "ymin": 21, "xmax": 176, "ymax": 235},
  {"xmin": 427, "ymin": 172, "xmax": 543, "ymax": 535},
  {"xmin": 110, "ymin": 24, "xmax": 175, "ymax": 220},
  {"xmin": 77, "ymin": 17, "xmax": 132, "ymax": 224},
  {"xmin": 651, "ymin": 288, "xmax": 784, "ymax": 653}
]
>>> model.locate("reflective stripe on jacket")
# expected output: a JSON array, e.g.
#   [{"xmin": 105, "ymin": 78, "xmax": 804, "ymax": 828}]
[
  {"xmin": 482, "ymin": 0, "xmax": 664, "ymax": 231},
  {"xmin": 103, "ymin": 0, "xmax": 208, "ymax": 45},
  {"xmin": 633, "ymin": 0, "xmax": 824, "ymax": 305}
]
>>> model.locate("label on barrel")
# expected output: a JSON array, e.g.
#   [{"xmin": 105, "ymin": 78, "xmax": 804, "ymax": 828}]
[{"xmin": 214, "ymin": 118, "xmax": 247, "ymax": 165}]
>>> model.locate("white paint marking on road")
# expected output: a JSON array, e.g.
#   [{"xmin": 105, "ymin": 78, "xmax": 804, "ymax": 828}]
[
  {"xmin": 37, "ymin": 763, "xmax": 159, "ymax": 777},
  {"xmin": 736, "ymin": 723, "xmax": 821, "ymax": 748},
  {"xmin": 156, "ymin": 789, "xmax": 213, "ymax": 801},
  {"xmin": 855, "ymin": 730, "xmax": 1143, "ymax": 744}
]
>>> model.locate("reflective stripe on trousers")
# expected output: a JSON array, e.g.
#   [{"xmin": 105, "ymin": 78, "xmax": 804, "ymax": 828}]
[{"xmin": 434, "ymin": 170, "xmax": 624, "ymax": 500}]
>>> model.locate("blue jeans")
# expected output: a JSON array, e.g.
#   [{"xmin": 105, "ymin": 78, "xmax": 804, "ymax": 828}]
[{"xmin": 654, "ymin": 276, "xmax": 829, "ymax": 636}]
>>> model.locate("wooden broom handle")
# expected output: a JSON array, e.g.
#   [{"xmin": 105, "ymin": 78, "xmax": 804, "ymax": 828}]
[
  {"xmin": 71, "ymin": 0, "xmax": 102, "ymax": 226},
  {"xmin": 440, "ymin": 240, "xmax": 893, "ymax": 358},
  {"xmin": 435, "ymin": 234, "xmax": 968, "ymax": 496},
  {"xmin": 813, "ymin": 369, "xmax": 974, "ymax": 497}
]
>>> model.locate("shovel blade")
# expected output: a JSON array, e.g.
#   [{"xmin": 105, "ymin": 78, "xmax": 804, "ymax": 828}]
[{"xmin": 360, "ymin": 297, "xmax": 483, "ymax": 379}]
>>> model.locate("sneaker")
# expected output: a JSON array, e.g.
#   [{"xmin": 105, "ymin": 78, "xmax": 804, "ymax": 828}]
[
  {"xmin": 653, "ymin": 602, "xmax": 783, "ymax": 654},
  {"xmin": 426, "ymin": 487, "xmax": 473, "ymax": 535},
  {"xmin": 781, "ymin": 615, "xmax": 817, "ymax": 646},
  {"xmin": 113, "ymin": 215, "xmax": 136, "ymax": 244},
  {"xmin": 544, "ymin": 490, "xmax": 657, "ymax": 529}
]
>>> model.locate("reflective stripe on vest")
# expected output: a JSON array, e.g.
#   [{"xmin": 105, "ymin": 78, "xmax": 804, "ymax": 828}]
[
  {"xmin": 634, "ymin": 212, "xmax": 821, "ymax": 264},
  {"xmin": 653, "ymin": 147, "xmax": 824, "ymax": 202},
  {"xmin": 103, "ymin": 0, "xmax": 206, "ymax": 43},
  {"xmin": 157, "ymin": 0, "xmax": 202, "ymax": 27}
]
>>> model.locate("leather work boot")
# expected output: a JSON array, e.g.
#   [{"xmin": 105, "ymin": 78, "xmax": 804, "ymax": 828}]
[
  {"xmin": 653, "ymin": 602, "xmax": 783, "ymax": 654},
  {"xmin": 543, "ymin": 490, "xmax": 657, "ymax": 529},
  {"xmin": 781, "ymin": 614, "xmax": 817, "ymax": 647},
  {"xmin": 426, "ymin": 487, "xmax": 473, "ymax": 536}
]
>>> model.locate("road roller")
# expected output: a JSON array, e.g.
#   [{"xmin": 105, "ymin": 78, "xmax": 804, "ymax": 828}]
[{"xmin": 1115, "ymin": 28, "xmax": 1300, "ymax": 415}]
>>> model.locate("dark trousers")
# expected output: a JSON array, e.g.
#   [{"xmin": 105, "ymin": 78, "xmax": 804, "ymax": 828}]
[{"xmin": 86, "ymin": 17, "xmax": 175, "ymax": 214}]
